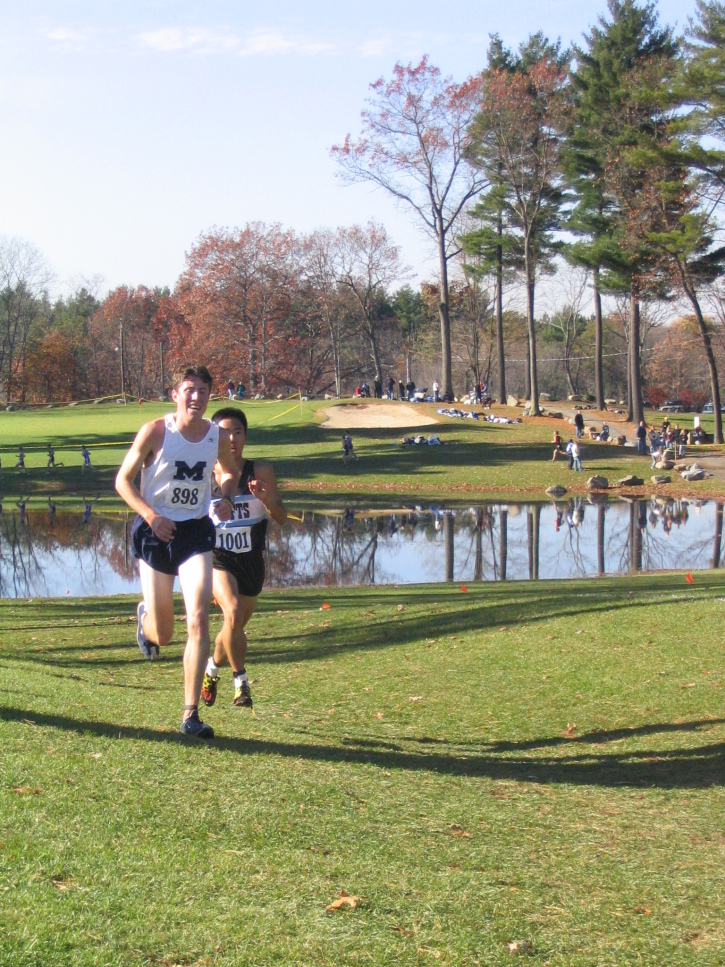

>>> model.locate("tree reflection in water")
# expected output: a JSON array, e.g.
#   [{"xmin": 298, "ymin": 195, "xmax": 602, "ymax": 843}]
[{"xmin": 0, "ymin": 497, "xmax": 722, "ymax": 598}]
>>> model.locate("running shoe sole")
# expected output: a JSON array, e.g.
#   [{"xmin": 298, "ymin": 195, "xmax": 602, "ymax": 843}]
[{"xmin": 136, "ymin": 601, "xmax": 159, "ymax": 660}]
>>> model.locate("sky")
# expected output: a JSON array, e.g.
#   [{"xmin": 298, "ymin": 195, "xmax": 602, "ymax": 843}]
[{"xmin": 0, "ymin": 0, "xmax": 701, "ymax": 299}]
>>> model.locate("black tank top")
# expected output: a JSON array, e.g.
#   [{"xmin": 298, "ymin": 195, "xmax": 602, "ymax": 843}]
[{"xmin": 239, "ymin": 460, "xmax": 267, "ymax": 554}]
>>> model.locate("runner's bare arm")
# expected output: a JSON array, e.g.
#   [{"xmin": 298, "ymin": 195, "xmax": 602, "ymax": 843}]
[
  {"xmin": 214, "ymin": 427, "xmax": 240, "ymax": 521},
  {"xmin": 115, "ymin": 420, "xmax": 176, "ymax": 541},
  {"xmin": 248, "ymin": 461, "xmax": 287, "ymax": 525}
]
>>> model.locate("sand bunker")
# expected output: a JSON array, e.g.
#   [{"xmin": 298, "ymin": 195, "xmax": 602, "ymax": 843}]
[{"xmin": 322, "ymin": 401, "xmax": 439, "ymax": 429}]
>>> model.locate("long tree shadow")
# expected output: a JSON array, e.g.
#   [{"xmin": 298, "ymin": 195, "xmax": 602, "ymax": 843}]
[
  {"xmin": 1, "ymin": 705, "xmax": 722, "ymax": 789},
  {"xmin": 5, "ymin": 573, "xmax": 725, "ymax": 670}
]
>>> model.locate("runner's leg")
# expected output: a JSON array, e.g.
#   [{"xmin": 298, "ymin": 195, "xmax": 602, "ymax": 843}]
[
  {"xmin": 212, "ymin": 568, "xmax": 257, "ymax": 673},
  {"xmin": 138, "ymin": 560, "xmax": 175, "ymax": 646},
  {"xmin": 177, "ymin": 551, "xmax": 213, "ymax": 715}
]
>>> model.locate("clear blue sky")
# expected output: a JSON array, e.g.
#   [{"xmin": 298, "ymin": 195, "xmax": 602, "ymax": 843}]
[{"xmin": 0, "ymin": 0, "xmax": 698, "ymax": 297}]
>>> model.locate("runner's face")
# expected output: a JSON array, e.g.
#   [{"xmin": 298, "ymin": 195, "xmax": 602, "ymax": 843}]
[
  {"xmin": 173, "ymin": 377, "xmax": 210, "ymax": 419},
  {"xmin": 218, "ymin": 418, "xmax": 247, "ymax": 462}
]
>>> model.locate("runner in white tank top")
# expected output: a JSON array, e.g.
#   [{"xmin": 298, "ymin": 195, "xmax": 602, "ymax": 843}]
[
  {"xmin": 141, "ymin": 412, "xmax": 219, "ymax": 521},
  {"xmin": 115, "ymin": 365, "xmax": 239, "ymax": 739}
]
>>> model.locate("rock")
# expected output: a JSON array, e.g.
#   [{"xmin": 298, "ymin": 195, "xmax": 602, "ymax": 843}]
[
  {"xmin": 617, "ymin": 474, "xmax": 644, "ymax": 487},
  {"xmin": 324, "ymin": 393, "xmax": 333, "ymax": 400},
  {"xmin": 539, "ymin": 393, "xmax": 551, "ymax": 402},
  {"xmin": 545, "ymin": 485, "xmax": 567, "ymax": 498},
  {"xmin": 568, "ymin": 394, "xmax": 581, "ymax": 402},
  {"xmin": 682, "ymin": 468, "xmax": 706, "ymax": 481},
  {"xmin": 507, "ymin": 395, "xmax": 520, "ymax": 407},
  {"xmin": 655, "ymin": 459, "xmax": 674, "ymax": 470},
  {"xmin": 587, "ymin": 475, "xmax": 609, "ymax": 490},
  {"xmin": 586, "ymin": 426, "xmax": 598, "ymax": 439},
  {"xmin": 301, "ymin": 396, "xmax": 309, "ymax": 402},
  {"xmin": 6, "ymin": 405, "xmax": 14, "ymax": 411},
  {"xmin": 651, "ymin": 475, "xmax": 671, "ymax": 484},
  {"xmin": 605, "ymin": 398, "xmax": 617, "ymax": 405},
  {"xmin": 549, "ymin": 412, "xmax": 563, "ymax": 420},
  {"xmin": 674, "ymin": 461, "xmax": 690, "ymax": 471}
]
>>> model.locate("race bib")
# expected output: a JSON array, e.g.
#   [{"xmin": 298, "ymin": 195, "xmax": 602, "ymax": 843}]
[
  {"xmin": 211, "ymin": 495, "xmax": 266, "ymax": 554},
  {"xmin": 215, "ymin": 526, "xmax": 252, "ymax": 554},
  {"xmin": 165, "ymin": 484, "xmax": 202, "ymax": 509}
]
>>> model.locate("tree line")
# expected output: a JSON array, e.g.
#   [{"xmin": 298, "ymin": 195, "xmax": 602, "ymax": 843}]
[{"xmin": 2, "ymin": 1, "xmax": 725, "ymax": 439}]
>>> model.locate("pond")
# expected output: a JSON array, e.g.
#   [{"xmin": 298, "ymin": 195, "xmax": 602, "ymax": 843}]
[{"xmin": 0, "ymin": 495, "xmax": 722, "ymax": 598}]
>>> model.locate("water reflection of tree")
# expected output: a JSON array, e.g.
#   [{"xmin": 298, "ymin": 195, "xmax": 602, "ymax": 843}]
[
  {"xmin": 266, "ymin": 513, "xmax": 382, "ymax": 588},
  {"xmin": 0, "ymin": 508, "xmax": 135, "ymax": 598}
]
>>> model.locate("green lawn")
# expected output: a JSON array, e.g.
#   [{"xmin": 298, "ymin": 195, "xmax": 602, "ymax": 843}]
[
  {"xmin": 1, "ymin": 576, "xmax": 723, "ymax": 965},
  {"xmin": 1, "ymin": 398, "xmax": 723, "ymax": 503}
]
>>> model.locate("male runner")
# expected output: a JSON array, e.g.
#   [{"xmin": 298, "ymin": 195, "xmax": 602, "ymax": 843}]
[
  {"xmin": 201, "ymin": 407, "xmax": 287, "ymax": 709},
  {"xmin": 115, "ymin": 365, "xmax": 238, "ymax": 738}
]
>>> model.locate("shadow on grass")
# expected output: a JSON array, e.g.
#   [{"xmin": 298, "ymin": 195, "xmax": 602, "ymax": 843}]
[
  {"xmin": 5, "ymin": 574, "xmax": 724, "ymax": 670},
  {"xmin": 1, "ymin": 705, "xmax": 722, "ymax": 789}
]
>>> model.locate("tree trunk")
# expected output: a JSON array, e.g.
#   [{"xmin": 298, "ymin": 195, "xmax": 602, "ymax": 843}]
[
  {"xmin": 499, "ymin": 507, "xmax": 507, "ymax": 581},
  {"xmin": 367, "ymin": 323, "xmax": 383, "ymax": 385},
  {"xmin": 597, "ymin": 502, "xmax": 605, "ymax": 576},
  {"xmin": 328, "ymin": 317, "xmax": 341, "ymax": 397},
  {"xmin": 593, "ymin": 268, "xmax": 605, "ymax": 410},
  {"xmin": 496, "ymin": 209, "xmax": 506, "ymax": 404},
  {"xmin": 525, "ymin": 240, "xmax": 540, "ymax": 415},
  {"xmin": 629, "ymin": 501, "xmax": 642, "ymax": 573},
  {"xmin": 678, "ymin": 261, "xmax": 723, "ymax": 444},
  {"xmin": 629, "ymin": 291, "xmax": 643, "ymax": 427},
  {"xmin": 474, "ymin": 510, "xmax": 483, "ymax": 582},
  {"xmin": 437, "ymin": 228, "xmax": 453, "ymax": 399},
  {"xmin": 444, "ymin": 514, "xmax": 454, "ymax": 582},
  {"xmin": 713, "ymin": 503, "xmax": 723, "ymax": 570},
  {"xmin": 527, "ymin": 504, "xmax": 540, "ymax": 580}
]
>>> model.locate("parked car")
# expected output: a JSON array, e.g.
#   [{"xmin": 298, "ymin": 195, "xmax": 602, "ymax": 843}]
[
  {"xmin": 660, "ymin": 400, "xmax": 685, "ymax": 413},
  {"xmin": 700, "ymin": 401, "xmax": 725, "ymax": 413}
]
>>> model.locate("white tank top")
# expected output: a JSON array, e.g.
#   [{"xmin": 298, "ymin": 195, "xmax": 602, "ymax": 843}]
[{"xmin": 141, "ymin": 414, "xmax": 219, "ymax": 521}]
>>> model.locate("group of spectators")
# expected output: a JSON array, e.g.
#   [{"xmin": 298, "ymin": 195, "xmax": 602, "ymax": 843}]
[{"xmin": 225, "ymin": 380, "xmax": 246, "ymax": 400}]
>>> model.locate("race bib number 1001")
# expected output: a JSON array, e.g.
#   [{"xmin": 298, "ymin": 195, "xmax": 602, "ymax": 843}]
[
  {"xmin": 165, "ymin": 485, "xmax": 201, "ymax": 509},
  {"xmin": 215, "ymin": 526, "xmax": 252, "ymax": 553}
]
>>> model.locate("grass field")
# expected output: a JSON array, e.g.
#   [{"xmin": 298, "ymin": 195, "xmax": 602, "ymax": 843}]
[
  {"xmin": 1, "ymin": 576, "xmax": 724, "ymax": 966},
  {"xmin": 1, "ymin": 398, "xmax": 724, "ymax": 503}
]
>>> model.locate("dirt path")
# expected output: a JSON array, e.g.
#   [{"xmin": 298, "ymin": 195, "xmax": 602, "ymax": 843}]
[{"xmin": 321, "ymin": 401, "xmax": 439, "ymax": 430}]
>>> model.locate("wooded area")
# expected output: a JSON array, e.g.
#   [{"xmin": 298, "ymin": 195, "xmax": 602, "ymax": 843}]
[{"xmin": 3, "ymin": 1, "xmax": 725, "ymax": 439}]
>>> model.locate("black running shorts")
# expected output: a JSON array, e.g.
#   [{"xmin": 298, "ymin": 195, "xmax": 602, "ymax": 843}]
[
  {"xmin": 132, "ymin": 515, "xmax": 215, "ymax": 576},
  {"xmin": 212, "ymin": 549, "xmax": 265, "ymax": 598}
]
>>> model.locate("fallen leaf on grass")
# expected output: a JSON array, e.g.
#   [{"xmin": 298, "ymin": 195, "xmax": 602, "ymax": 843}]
[
  {"xmin": 681, "ymin": 683, "xmax": 696, "ymax": 689},
  {"xmin": 51, "ymin": 878, "xmax": 75, "ymax": 890},
  {"xmin": 410, "ymin": 696, "xmax": 423, "ymax": 702},
  {"xmin": 12, "ymin": 787, "xmax": 41, "ymax": 795},
  {"xmin": 391, "ymin": 925, "xmax": 414, "ymax": 937},
  {"xmin": 90, "ymin": 752, "xmax": 102, "ymax": 759},
  {"xmin": 308, "ymin": 846, "xmax": 330, "ymax": 855},
  {"xmin": 450, "ymin": 830, "xmax": 471, "ymax": 839},
  {"xmin": 634, "ymin": 907, "xmax": 652, "ymax": 915},
  {"xmin": 396, "ymin": 604, "xmax": 404, "ymax": 612},
  {"xmin": 321, "ymin": 603, "xmax": 330, "ymax": 610},
  {"xmin": 686, "ymin": 572, "xmax": 694, "ymax": 584},
  {"xmin": 327, "ymin": 890, "xmax": 360, "ymax": 911},
  {"xmin": 565, "ymin": 722, "xmax": 578, "ymax": 735},
  {"xmin": 460, "ymin": 584, "xmax": 468, "ymax": 592},
  {"xmin": 374, "ymin": 712, "xmax": 384, "ymax": 719},
  {"xmin": 508, "ymin": 940, "xmax": 532, "ymax": 954}
]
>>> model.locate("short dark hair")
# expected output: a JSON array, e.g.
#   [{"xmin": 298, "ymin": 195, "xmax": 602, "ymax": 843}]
[
  {"xmin": 172, "ymin": 365, "xmax": 213, "ymax": 390},
  {"xmin": 212, "ymin": 406, "xmax": 248, "ymax": 432}
]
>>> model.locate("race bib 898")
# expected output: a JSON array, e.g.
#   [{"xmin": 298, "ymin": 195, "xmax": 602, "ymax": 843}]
[{"xmin": 165, "ymin": 485, "xmax": 201, "ymax": 508}]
